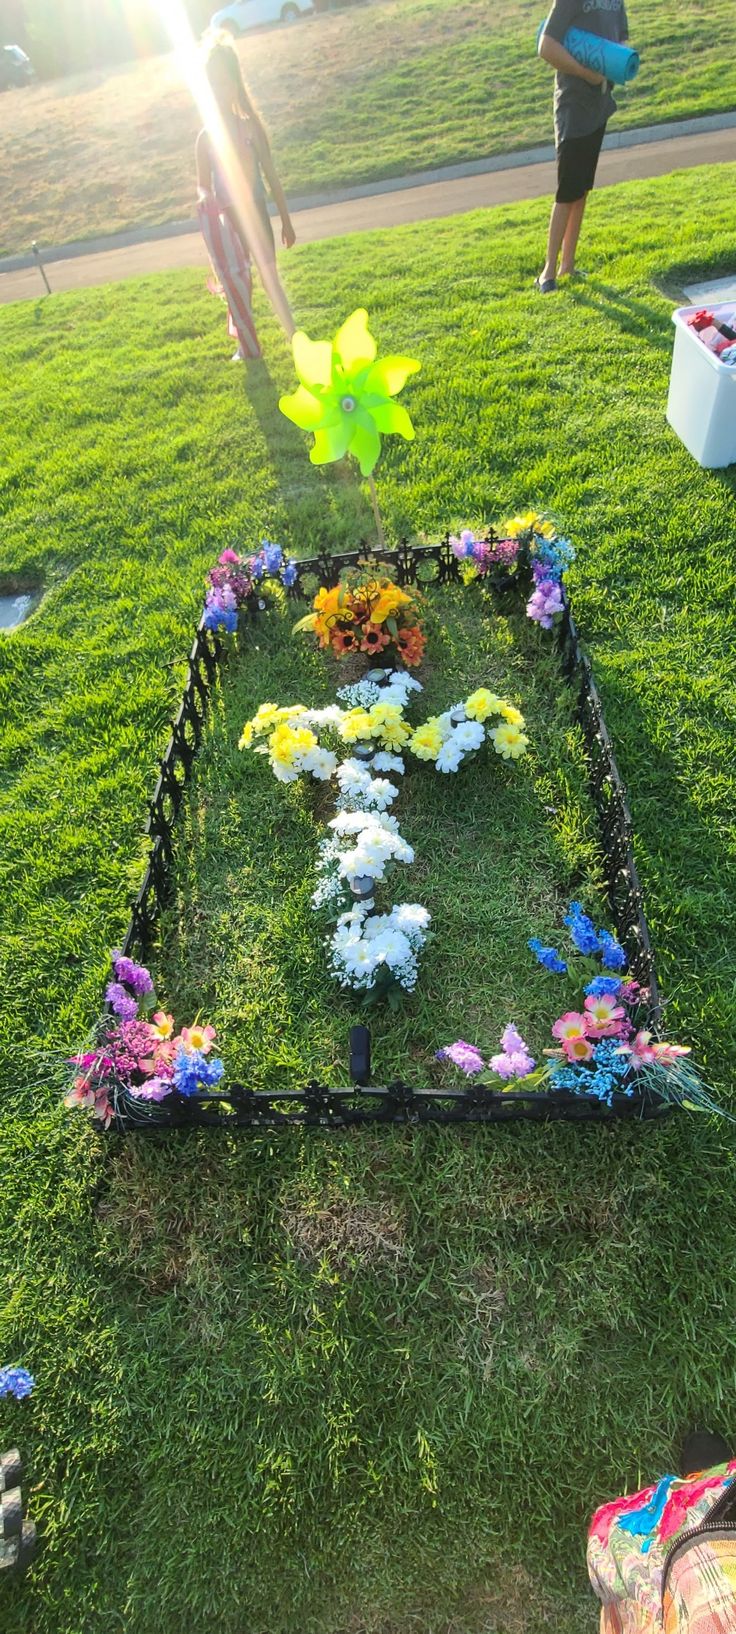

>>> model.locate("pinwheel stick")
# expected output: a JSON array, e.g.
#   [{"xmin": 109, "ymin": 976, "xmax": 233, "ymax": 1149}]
[{"xmin": 367, "ymin": 473, "xmax": 387, "ymax": 551}]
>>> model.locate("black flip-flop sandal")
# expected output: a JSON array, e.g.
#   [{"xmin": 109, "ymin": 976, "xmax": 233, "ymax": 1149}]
[{"xmin": 535, "ymin": 276, "xmax": 557, "ymax": 294}]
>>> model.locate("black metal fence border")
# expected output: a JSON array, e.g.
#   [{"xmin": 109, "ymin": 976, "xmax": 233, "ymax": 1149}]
[{"xmin": 109, "ymin": 537, "xmax": 663, "ymax": 1132}]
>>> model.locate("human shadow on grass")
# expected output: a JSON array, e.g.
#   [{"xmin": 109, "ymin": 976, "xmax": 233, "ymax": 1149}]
[
  {"xmin": 566, "ymin": 282, "xmax": 674, "ymax": 356},
  {"xmin": 243, "ymin": 357, "xmax": 373, "ymax": 553}
]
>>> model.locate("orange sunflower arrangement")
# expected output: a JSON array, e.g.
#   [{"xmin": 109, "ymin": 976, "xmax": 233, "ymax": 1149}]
[{"xmin": 295, "ymin": 577, "xmax": 427, "ymax": 668}]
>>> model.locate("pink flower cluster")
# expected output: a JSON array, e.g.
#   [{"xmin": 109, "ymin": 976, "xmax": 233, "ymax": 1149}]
[
  {"xmin": 208, "ymin": 548, "xmax": 255, "ymax": 603},
  {"xmin": 551, "ymin": 992, "xmax": 629, "ymax": 1062},
  {"xmin": 489, "ymin": 1023, "xmax": 536, "ymax": 1080},
  {"xmin": 67, "ymin": 1012, "xmax": 218, "ymax": 1126},
  {"xmin": 550, "ymin": 992, "xmax": 689, "ymax": 1069},
  {"xmin": 204, "ymin": 550, "xmax": 256, "ymax": 633}
]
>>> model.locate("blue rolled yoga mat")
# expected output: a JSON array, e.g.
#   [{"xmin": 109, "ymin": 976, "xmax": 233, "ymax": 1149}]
[{"xmin": 537, "ymin": 21, "xmax": 640, "ymax": 84}]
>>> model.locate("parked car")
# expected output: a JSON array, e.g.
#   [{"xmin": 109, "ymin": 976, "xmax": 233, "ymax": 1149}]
[
  {"xmin": 0, "ymin": 44, "xmax": 34, "ymax": 89},
  {"xmin": 209, "ymin": 0, "xmax": 312, "ymax": 33}
]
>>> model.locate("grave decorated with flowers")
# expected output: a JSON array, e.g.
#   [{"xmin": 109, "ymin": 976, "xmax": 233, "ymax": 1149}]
[{"xmin": 65, "ymin": 312, "xmax": 724, "ymax": 1132}]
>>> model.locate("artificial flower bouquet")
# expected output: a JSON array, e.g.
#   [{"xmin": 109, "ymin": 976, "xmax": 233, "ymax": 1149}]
[
  {"xmin": 66, "ymin": 950, "xmax": 224, "ymax": 1127},
  {"xmin": 449, "ymin": 509, "xmax": 576, "ymax": 631},
  {"xmin": 294, "ymin": 575, "xmax": 427, "ymax": 667},
  {"xmin": 239, "ymin": 674, "xmax": 528, "ymax": 783},
  {"xmin": 239, "ymin": 669, "xmax": 529, "ymax": 1001},
  {"xmin": 203, "ymin": 541, "xmax": 298, "ymax": 635},
  {"xmin": 438, "ymin": 900, "xmax": 721, "ymax": 1117}
]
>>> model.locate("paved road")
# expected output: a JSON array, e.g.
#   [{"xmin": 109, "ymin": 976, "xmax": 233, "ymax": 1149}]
[{"xmin": 3, "ymin": 125, "xmax": 735, "ymax": 306}]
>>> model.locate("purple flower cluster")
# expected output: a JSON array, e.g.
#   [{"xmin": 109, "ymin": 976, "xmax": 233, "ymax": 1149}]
[
  {"xmin": 112, "ymin": 952, "xmax": 153, "ymax": 997},
  {"xmin": 106, "ymin": 951, "xmax": 154, "ymax": 1018},
  {"xmin": 204, "ymin": 583, "xmax": 239, "ymax": 633},
  {"xmin": 437, "ymin": 1025, "xmax": 535, "ymax": 1084},
  {"xmin": 449, "ymin": 529, "xmax": 520, "ymax": 574},
  {"xmin": 448, "ymin": 513, "xmax": 574, "ymax": 632},
  {"xmin": 131, "ymin": 1075, "xmax": 171, "ymax": 1102},
  {"xmin": 0, "ymin": 1366, "xmax": 34, "ymax": 1401},
  {"xmin": 526, "ymin": 559, "xmax": 564, "ymax": 629},
  {"xmin": 105, "ymin": 981, "xmax": 138, "ymax": 1019},
  {"xmin": 435, "ymin": 1039, "xmax": 485, "ymax": 1076},
  {"xmin": 111, "ymin": 1018, "xmax": 157, "ymax": 1076},
  {"xmin": 492, "ymin": 538, "xmax": 521, "ymax": 566}
]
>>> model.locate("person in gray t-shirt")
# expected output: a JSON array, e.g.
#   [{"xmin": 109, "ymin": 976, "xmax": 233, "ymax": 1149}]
[{"xmin": 536, "ymin": 0, "xmax": 629, "ymax": 291}]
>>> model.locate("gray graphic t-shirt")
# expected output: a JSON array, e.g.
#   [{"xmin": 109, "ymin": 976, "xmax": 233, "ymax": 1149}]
[{"xmin": 542, "ymin": 0, "xmax": 629, "ymax": 143}]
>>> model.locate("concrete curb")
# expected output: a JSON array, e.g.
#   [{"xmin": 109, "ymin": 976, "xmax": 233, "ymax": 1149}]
[{"xmin": 3, "ymin": 106, "xmax": 736, "ymax": 275}]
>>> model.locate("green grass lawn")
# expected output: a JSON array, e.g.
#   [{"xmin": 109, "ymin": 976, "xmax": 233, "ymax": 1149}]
[
  {"xmin": 2, "ymin": 165, "xmax": 736, "ymax": 1634},
  {"xmin": 3, "ymin": 0, "xmax": 736, "ymax": 255}
]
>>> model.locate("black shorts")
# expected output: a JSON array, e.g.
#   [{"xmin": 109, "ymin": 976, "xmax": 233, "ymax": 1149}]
[{"xmin": 556, "ymin": 124, "xmax": 606, "ymax": 204}]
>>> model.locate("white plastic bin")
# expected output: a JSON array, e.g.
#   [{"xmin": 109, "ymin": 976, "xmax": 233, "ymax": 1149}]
[{"xmin": 667, "ymin": 303, "xmax": 736, "ymax": 468}]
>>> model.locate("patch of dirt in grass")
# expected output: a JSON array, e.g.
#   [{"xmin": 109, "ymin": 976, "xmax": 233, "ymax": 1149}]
[
  {"xmin": 447, "ymin": 1566, "xmax": 554, "ymax": 1634},
  {"xmin": 97, "ymin": 1144, "xmax": 254, "ymax": 1298},
  {"xmin": 282, "ymin": 1187, "xmax": 407, "ymax": 1268},
  {"xmin": 339, "ymin": 1562, "xmax": 553, "ymax": 1634}
]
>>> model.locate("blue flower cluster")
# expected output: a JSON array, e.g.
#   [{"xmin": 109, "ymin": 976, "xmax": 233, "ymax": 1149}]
[
  {"xmin": 251, "ymin": 541, "xmax": 298, "ymax": 587},
  {"xmin": 550, "ymin": 1040, "xmax": 633, "ymax": 1107},
  {"xmin": 533, "ymin": 535, "xmax": 576, "ymax": 582},
  {"xmin": 564, "ymin": 901, "xmax": 601, "ymax": 956},
  {"xmin": 585, "ymin": 975, "xmax": 623, "ymax": 998},
  {"xmin": 598, "ymin": 929, "xmax": 627, "ymax": 971},
  {"xmin": 0, "ymin": 1366, "xmax": 34, "ymax": 1401},
  {"xmin": 528, "ymin": 938, "xmax": 568, "ymax": 973},
  {"xmin": 564, "ymin": 902, "xmax": 627, "ymax": 970},
  {"xmin": 173, "ymin": 1047, "xmax": 225, "ymax": 1098},
  {"xmin": 530, "ymin": 907, "xmax": 627, "ymax": 977},
  {"xmin": 204, "ymin": 600, "xmax": 238, "ymax": 634}
]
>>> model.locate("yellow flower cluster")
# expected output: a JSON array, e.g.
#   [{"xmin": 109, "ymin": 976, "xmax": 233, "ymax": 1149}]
[
  {"xmin": 339, "ymin": 701, "xmax": 412, "ymax": 751},
  {"xmin": 504, "ymin": 510, "xmax": 555, "ymax": 539},
  {"xmin": 464, "ymin": 688, "xmax": 502, "ymax": 722},
  {"xmin": 237, "ymin": 685, "xmax": 529, "ymax": 780},
  {"xmin": 406, "ymin": 689, "xmax": 529, "ymax": 764},
  {"xmin": 410, "ymin": 718, "xmax": 445, "ymax": 760},
  {"xmin": 489, "ymin": 722, "xmax": 528, "ymax": 760},
  {"xmin": 238, "ymin": 701, "xmax": 305, "ymax": 750},
  {"xmin": 269, "ymin": 721, "xmax": 318, "ymax": 771},
  {"xmin": 300, "ymin": 580, "xmax": 418, "ymax": 651}
]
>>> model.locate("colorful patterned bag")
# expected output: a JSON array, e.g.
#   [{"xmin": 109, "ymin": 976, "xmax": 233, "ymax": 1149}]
[{"xmin": 587, "ymin": 1459, "xmax": 736, "ymax": 1632}]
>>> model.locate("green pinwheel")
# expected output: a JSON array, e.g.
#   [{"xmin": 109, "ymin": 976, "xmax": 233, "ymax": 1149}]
[{"xmin": 279, "ymin": 308, "xmax": 421, "ymax": 477}]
